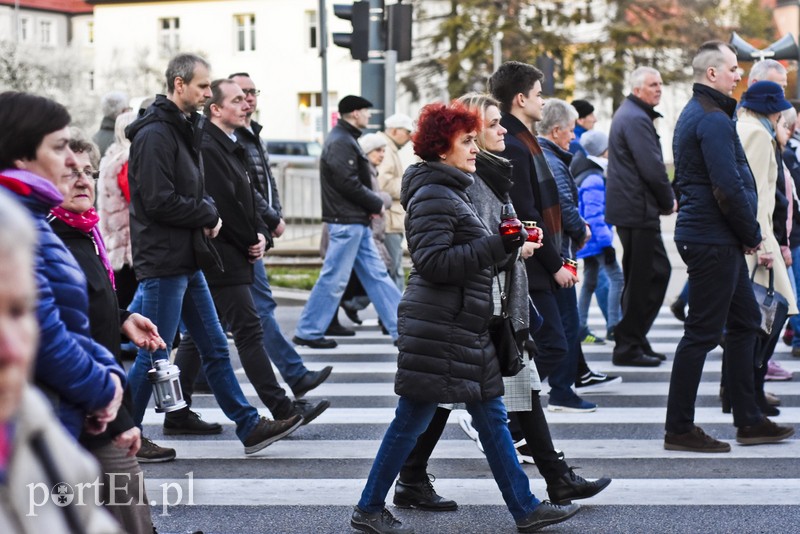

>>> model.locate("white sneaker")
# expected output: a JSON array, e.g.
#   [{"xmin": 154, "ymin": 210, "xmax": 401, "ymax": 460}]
[{"xmin": 457, "ymin": 413, "xmax": 484, "ymax": 453}]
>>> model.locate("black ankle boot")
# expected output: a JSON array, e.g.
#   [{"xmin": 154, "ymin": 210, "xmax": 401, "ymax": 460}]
[{"xmin": 393, "ymin": 475, "xmax": 457, "ymax": 511}]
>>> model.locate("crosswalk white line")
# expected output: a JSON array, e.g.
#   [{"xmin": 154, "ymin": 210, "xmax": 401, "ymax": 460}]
[
  {"xmin": 143, "ymin": 478, "xmax": 800, "ymax": 506},
  {"xmin": 154, "ymin": 438, "xmax": 800, "ymax": 460},
  {"xmin": 141, "ymin": 406, "xmax": 800, "ymax": 426}
]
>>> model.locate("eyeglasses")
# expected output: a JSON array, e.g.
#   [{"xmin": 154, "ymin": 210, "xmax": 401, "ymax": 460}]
[
  {"xmin": 242, "ymin": 89, "xmax": 261, "ymax": 97},
  {"xmin": 69, "ymin": 168, "xmax": 99, "ymax": 182}
]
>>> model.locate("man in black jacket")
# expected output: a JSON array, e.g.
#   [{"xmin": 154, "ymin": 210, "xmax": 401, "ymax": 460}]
[
  {"xmin": 606, "ymin": 66, "xmax": 676, "ymax": 367},
  {"xmin": 170, "ymin": 79, "xmax": 330, "ymax": 428},
  {"xmin": 227, "ymin": 72, "xmax": 332, "ymax": 397},
  {"xmin": 293, "ymin": 95, "xmax": 402, "ymax": 349},
  {"xmin": 126, "ymin": 54, "xmax": 302, "ymax": 455}
]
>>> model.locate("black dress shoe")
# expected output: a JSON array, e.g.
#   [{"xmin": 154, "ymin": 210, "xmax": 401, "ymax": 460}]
[
  {"xmin": 643, "ymin": 346, "xmax": 667, "ymax": 361},
  {"xmin": 292, "ymin": 366, "xmax": 333, "ymax": 398},
  {"xmin": 292, "ymin": 335, "xmax": 337, "ymax": 349},
  {"xmin": 325, "ymin": 323, "xmax": 356, "ymax": 336},
  {"xmin": 612, "ymin": 353, "xmax": 661, "ymax": 367},
  {"xmin": 547, "ymin": 469, "xmax": 611, "ymax": 504},
  {"xmin": 516, "ymin": 501, "xmax": 580, "ymax": 533},
  {"xmin": 164, "ymin": 409, "xmax": 223, "ymax": 435},
  {"xmin": 343, "ymin": 307, "xmax": 362, "ymax": 325},
  {"xmin": 290, "ymin": 399, "xmax": 331, "ymax": 425},
  {"xmin": 393, "ymin": 476, "xmax": 458, "ymax": 511}
]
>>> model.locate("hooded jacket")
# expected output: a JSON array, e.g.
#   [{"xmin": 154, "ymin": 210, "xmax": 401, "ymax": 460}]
[
  {"xmin": 394, "ymin": 161, "xmax": 507, "ymax": 403},
  {"xmin": 126, "ymin": 95, "xmax": 220, "ymax": 280},
  {"xmin": 571, "ymin": 153, "xmax": 615, "ymax": 259}
]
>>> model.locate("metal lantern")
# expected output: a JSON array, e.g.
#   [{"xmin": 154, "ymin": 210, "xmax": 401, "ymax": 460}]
[{"xmin": 147, "ymin": 359, "xmax": 187, "ymax": 413}]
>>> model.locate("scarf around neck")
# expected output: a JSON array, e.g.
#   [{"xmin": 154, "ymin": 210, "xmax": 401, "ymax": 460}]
[{"xmin": 50, "ymin": 206, "xmax": 116, "ymax": 289}]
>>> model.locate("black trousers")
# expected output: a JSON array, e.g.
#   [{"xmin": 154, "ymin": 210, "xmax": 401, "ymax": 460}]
[
  {"xmin": 172, "ymin": 283, "xmax": 293, "ymax": 420},
  {"xmin": 613, "ymin": 226, "xmax": 671, "ymax": 358},
  {"xmin": 528, "ymin": 289, "xmax": 568, "ymax": 380},
  {"xmin": 399, "ymin": 392, "xmax": 568, "ymax": 486},
  {"xmin": 666, "ymin": 243, "xmax": 762, "ymax": 433}
]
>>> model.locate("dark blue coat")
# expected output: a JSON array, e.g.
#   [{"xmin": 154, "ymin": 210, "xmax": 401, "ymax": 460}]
[
  {"xmin": 0, "ymin": 170, "xmax": 125, "ymax": 438},
  {"xmin": 672, "ymin": 84, "xmax": 761, "ymax": 248},
  {"xmin": 571, "ymin": 154, "xmax": 615, "ymax": 259},
  {"xmin": 539, "ymin": 137, "xmax": 587, "ymax": 259}
]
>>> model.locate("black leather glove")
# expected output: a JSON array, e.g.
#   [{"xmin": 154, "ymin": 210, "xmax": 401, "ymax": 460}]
[
  {"xmin": 500, "ymin": 228, "xmax": 527, "ymax": 253},
  {"xmin": 603, "ymin": 246, "xmax": 616, "ymax": 265}
]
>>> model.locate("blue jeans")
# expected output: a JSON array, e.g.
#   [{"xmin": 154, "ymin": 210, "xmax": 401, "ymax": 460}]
[
  {"xmin": 358, "ymin": 396, "xmax": 539, "ymax": 520},
  {"xmin": 126, "ymin": 271, "xmax": 259, "ymax": 441},
  {"xmin": 578, "ymin": 254, "xmax": 623, "ymax": 334},
  {"xmin": 251, "ymin": 263, "xmax": 308, "ymax": 388},
  {"xmin": 384, "ymin": 232, "xmax": 405, "ymax": 292},
  {"xmin": 789, "ymin": 247, "xmax": 800, "ymax": 348},
  {"xmin": 548, "ymin": 286, "xmax": 582, "ymax": 404},
  {"xmin": 296, "ymin": 224, "xmax": 401, "ymax": 340}
]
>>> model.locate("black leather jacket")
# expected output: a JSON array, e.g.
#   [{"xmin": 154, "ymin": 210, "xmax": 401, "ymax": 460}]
[{"xmin": 320, "ymin": 120, "xmax": 384, "ymax": 225}]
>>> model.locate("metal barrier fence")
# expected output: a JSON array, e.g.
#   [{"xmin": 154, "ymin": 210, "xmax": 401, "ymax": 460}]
[{"xmin": 270, "ymin": 163, "xmax": 323, "ymax": 253}]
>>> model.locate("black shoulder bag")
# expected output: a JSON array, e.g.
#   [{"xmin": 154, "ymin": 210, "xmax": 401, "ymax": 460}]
[{"xmin": 489, "ymin": 268, "xmax": 525, "ymax": 377}]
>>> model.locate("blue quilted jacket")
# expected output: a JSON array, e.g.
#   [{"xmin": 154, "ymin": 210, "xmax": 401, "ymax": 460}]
[{"xmin": 0, "ymin": 169, "xmax": 125, "ymax": 438}]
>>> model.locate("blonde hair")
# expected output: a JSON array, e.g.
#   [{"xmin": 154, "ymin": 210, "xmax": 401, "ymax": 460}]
[{"xmin": 457, "ymin": 92, "xmax": 501, "ymax": 151}]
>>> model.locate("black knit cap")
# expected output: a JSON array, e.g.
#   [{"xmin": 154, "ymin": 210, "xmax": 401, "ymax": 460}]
[
  {"xmin": 338, "ymin": 95, "xmax": 373, "ymax": 114},
  {"xmin": 571, "ymin": 99, "xmax": 595, "ymax": 119}
]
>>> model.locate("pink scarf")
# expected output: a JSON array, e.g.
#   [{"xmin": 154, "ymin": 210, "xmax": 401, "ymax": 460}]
[{"xmin": 50, "ymin": 206, "xmax": 116, "ymax": 289}]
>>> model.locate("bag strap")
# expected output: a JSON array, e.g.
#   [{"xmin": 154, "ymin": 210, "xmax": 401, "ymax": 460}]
[
  {"xmin": 493, "ymin": 266, "xmax": 513, "ymax": 318},
  {"xmin": 750, "ymin": 263, "xmax": 776, "ymax": 292}
]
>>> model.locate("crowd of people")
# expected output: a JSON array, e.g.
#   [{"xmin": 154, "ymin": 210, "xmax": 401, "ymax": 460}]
[{"xmin": 0, "ymin": 40, "xmax": 796, "ymax": 533}]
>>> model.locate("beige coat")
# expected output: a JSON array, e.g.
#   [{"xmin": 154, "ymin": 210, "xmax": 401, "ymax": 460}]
[
  {"xmin": 0, "ymin": 387, "xmax": 122, "ymax": 534},
  {"xmin": 376, "ymin": 131, "xmax": 407, "ymax": 233},
  {"xmin": 737, "ymin": 111, "xmax": 798, "ymax": 315}
]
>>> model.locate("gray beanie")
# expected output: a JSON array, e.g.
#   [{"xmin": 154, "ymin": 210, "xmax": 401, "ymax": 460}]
[
  {"xmin": 358, "ymin": 132, "xmax": 387, "ymax": 155},
  {"xmin": 580, "ymin": 129, "xmax": 609, "ymax": 157}
]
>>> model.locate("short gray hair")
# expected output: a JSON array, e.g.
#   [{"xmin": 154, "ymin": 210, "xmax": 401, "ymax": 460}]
[
  {"xmin": 539, "ymin": 99, "xmax": 578, "ymax": 136},
  {"xmin": 630, "ymin": 67, "xmax": 660, "ymax": 90},
  {"xmin": 165, "ymin": 53, "xmax": 211, "ymax": 93},
  {"xmin": 692, "ymin": 40, "xmax": 736, "ymax": 82},
  {"xmin": 100, "ymin": 91, "xmax": 129, "ymax": 119},
  {"xmin": 68, "ymin": 127, "xmax": 101, "ymax": 169},
  {"xmin": 782, "ymin": 106, "xmax": 798, "ymax": 127},
  {"xmin": 749, "ymin": 59, "xmax": 786, "ymax": 84}
]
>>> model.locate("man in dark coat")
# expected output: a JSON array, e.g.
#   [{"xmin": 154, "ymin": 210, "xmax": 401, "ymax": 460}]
[
  {"xmin": 665, "ymin": 41, "xmax": 793, "ymax": 452},
  {"xmin": 126, "ymin": 53, "xmax": 301, "ymax": 455},
  {"xmin": 292, "ymin": 95, "xmax": 402, "ymax": 349},
  {"xmin": 227, "ymin": 72, "xmax": 332, "ymax": 397},
  {"xmin": 606, "ymin": 66, "xmax": 676, "ymax": 367}
]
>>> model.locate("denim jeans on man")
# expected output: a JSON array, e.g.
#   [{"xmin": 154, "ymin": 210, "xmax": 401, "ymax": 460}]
[
  {"xmin": 296, "ymin": 224, "xmax": 401, "ymax": 340},
  {"xmin": 789, "ymin": 247, "xmax": 800, "ymax": 350},
  {"xmin": 383, "ymin": 232, "xmax": 405, "ymax": 292},
  {"xmin": 528, "ymin": 290, "xmax": 568, "ymax": 380},
  {"xmin": 548, "ymin": 286, "xmax": 582, "ymax": 405},
  {"xmin": 578, "ymin": 254, "xmax": 623, "ymax": 334},
  {"xmin": 126, "ymin": 271, "xmax": 260, "ymax": 441},
  {"xmin": 251, "ymin": 263, "xmax": 309, "ymax": 387},
  {"xmin": 358, "ymin": 396, "xmax": 540, "ymax": 520},
  {"xmin": 666, "ymin": 243, "xmax": 763, "ymax": 433}
]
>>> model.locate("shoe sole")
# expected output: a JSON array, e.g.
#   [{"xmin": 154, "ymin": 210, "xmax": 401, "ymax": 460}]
[
  {"xmin": 547, "ymin": 405, "xmax": 597, "ymax": 413},
  {"xmin": 136, "ymin": 454, "xmax": 176, "ymax": 464},
  {"xmin": 300, "ymin": 400, "xmax": 331, "ymax": 425},
  {"xmin": 517, "ymin": 505, "xmax": 581, "ymax": 533},
  {"xmin": 612, "ymin": 360, "xmax": 661, "ymax": 367},
  {"xmin": 663, "ymin": 442, "xmax": 731, "ymax": 453},
  {"xmin": 764, "ymin": 375, "xmax": 793, "ymax": 381},
  {"xmin": 575, "ymin": 376, "xmax": 623, "ymax": 393},
  {"xmin": 244, "ymin": 417, "xmax": 304, "ymax": 455},
  {"xmin": 163, "ymin": 425, "xmax": 223, "ymax": 436},
  {"xmin": 736, "ymin": 428, "xmax": 795, "ymax": 445},
  {"xmin": 293, "ymin": 366, "xmax": 333, "ymax": 398},
  {"xmin": 392, "ymin": 496, "xmax": 458, "ymax": 512}
]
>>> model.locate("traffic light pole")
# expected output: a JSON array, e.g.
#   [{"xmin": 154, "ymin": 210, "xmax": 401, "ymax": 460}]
[
  {"xmin": 318, "ymin": 0, "xmax": 329, "ymax": 140},
  {"xmin": 361, "ymin": 0, "xmax": 385, "ymax": 132}
]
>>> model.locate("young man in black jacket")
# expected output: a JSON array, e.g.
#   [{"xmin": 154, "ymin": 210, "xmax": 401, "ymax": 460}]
[
  {"xmin": 126, "ymin": 54, "xmax": 301, "ymax": 455},
  {"xmin": 170, "ymin": 79, "xmax": 330, "ymax": 427}
]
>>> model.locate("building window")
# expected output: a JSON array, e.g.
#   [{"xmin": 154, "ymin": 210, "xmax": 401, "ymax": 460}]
[
  {"xmin": 234, "ymin": 14, "xmax": 256, "ymax": 52},
  {"xmin": 306, "ymin": 11, "xmax": 318, "ymax": 49},
  {"xmin": 18, "ymin": 17, "xmax": 31, "ymax": 42},
  {"xmin": 158, "ymin": 17, "xmax": 180, "ymax": 57},
  {"xmin": 87, "ymin": 20, "xmax": 94, "ymax": 45},
  {"xmin": 39, "ymin": 20, "xmax": 55, "ymax": 46}
]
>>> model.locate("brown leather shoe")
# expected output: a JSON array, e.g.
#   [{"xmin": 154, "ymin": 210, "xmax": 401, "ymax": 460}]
[
  {"xmin": 664, "ymin": 425, "xmax": 730, "ymax": 453},
  {"xmin": 736, "ymin": 418, "xmax": 795, "ymax": 445}
]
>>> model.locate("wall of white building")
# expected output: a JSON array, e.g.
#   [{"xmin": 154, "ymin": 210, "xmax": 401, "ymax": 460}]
[{"xmin": 92, "ymin": 0, "xmax": 368, "ymax": 141}]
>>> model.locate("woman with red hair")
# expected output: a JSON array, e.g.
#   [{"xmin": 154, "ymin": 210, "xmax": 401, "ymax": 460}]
[{"xmin": 351, "ymin": 102, "xmax": 579, "ymax": 534}]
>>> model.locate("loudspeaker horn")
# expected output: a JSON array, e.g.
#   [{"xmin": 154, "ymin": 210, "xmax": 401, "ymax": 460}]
[{"xmin": 730, "ymin": 32, "xmax": 800, "ymax": 62}]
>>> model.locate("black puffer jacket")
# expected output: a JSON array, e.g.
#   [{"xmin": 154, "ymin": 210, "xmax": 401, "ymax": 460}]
[
  {"xmin": 320, "ymin": 120, "xmax": 384, "ymax": 225},
  {"xmin": 126, "ymin": 95, "xmax": 220, "ymax": 280},
  {"xmin": 236, "ymin": 120, "xmax": 283, "ymax": 232},
  {"xmin": 395, "ymin": 161, "xmax": 508, "ymax": 403}
]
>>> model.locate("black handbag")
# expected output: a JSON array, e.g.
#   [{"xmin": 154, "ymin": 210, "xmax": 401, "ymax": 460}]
[
  {"xmin": 751, "ymin": 264, "xmax": 789, "ymax": 337},
  {"xmin": 489, "ymin": 268, "xmax": 525, "ymax": 377}
]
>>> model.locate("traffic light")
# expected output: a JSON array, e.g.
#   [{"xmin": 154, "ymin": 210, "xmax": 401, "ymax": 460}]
[
  {"xmin": 333, "ymin": 2, "xmax": 370, "ymax": 62},
  {"xmin": 387, "ymin": 3, "xmax": 412, "ymax": 62}
]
